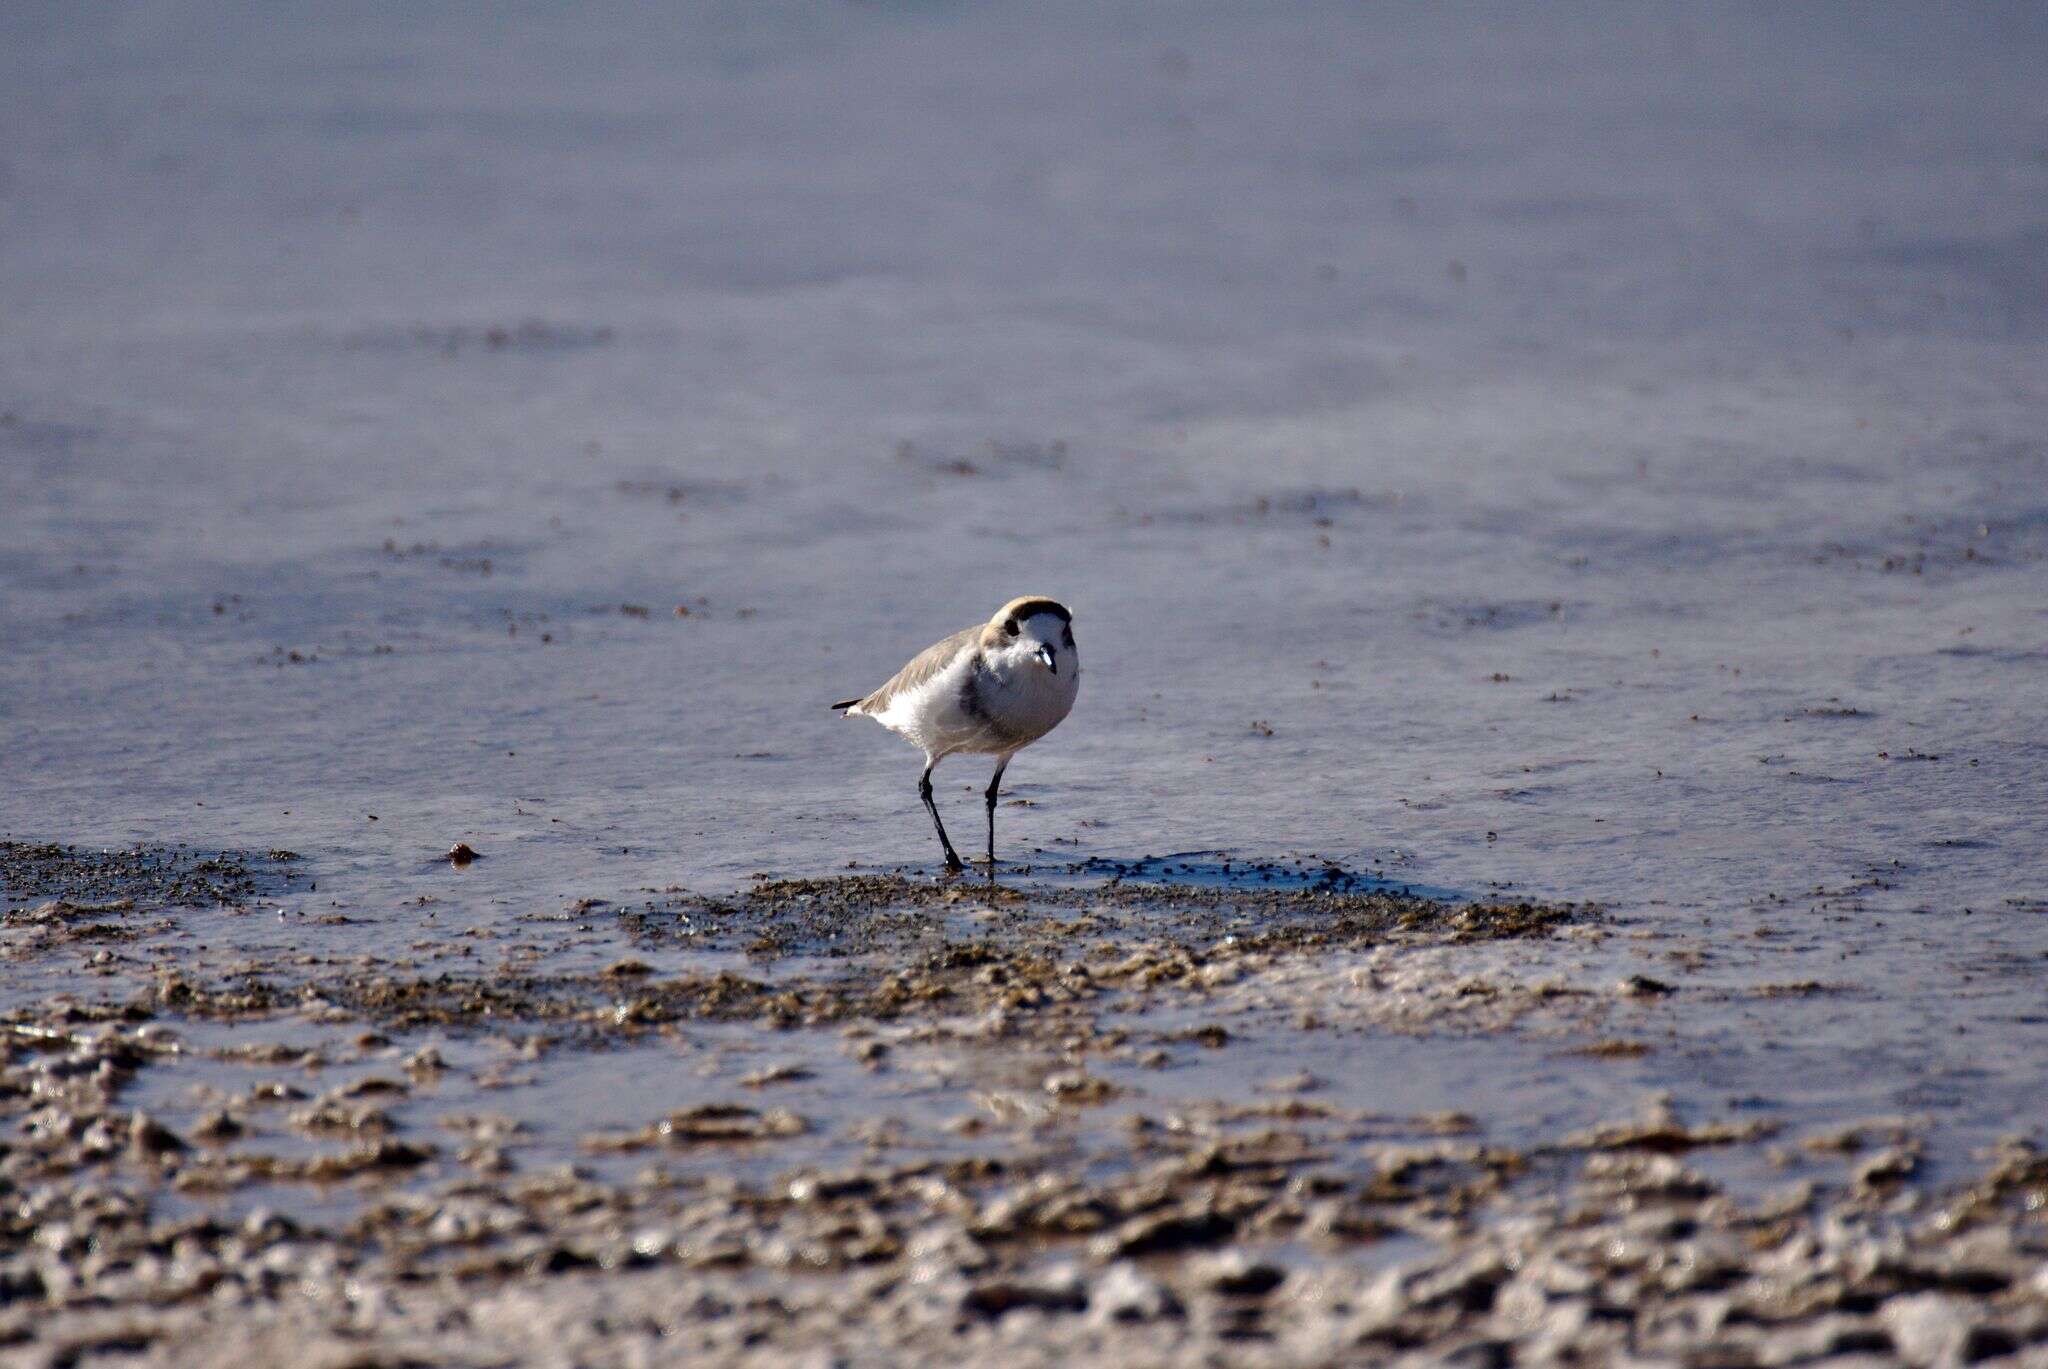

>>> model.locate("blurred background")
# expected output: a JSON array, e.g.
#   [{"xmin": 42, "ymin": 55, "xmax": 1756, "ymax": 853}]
[{"xmin": 2, "ymin": 3, "xmax": 2043, "ymax": 917}]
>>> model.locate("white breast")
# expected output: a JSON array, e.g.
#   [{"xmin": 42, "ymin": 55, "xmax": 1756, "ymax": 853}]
[{"xmin": 974, "ymin": 652, "xmax": 1079, "ymax": 749}]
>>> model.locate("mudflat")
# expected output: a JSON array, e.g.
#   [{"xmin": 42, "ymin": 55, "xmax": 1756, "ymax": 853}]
[{"xmin": 5, "ymin": 2, "xmax": 2047, "ymax": 1363}]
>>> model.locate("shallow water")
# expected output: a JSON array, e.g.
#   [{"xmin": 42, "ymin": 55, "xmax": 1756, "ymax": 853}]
[{"xmin": 4, "ymin": 2, "xmax": 2048, "ymax": 1201}]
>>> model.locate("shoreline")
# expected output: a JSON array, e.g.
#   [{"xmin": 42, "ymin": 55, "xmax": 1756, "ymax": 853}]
[{"xmin": 6, "ymin": 840, "xmax": 2047, "ymax": 1363}]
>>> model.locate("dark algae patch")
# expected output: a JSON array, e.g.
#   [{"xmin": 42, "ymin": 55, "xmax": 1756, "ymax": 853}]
[
  {"xmin": 64, "ymin": 872, "xmax": 1576, "ymax": 1036},
  {"xmin": 2, "ymin": 842, "xmax": 306, "ymax": 960},
  {"xmin": 619, "ymin": 869, "xmax": 1577, "ymax": 963},
  {"xmin": 0, "ymin": 840, "xmax": 299, "ymax": 910}
]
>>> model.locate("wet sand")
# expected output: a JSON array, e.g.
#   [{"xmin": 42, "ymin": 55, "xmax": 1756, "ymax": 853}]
[
  {"xmin": 6, "ymin": 845, "xmax": 2048, "ymax": 1365},
  {"xmin": 6, "ymin": 1, "xmax": 2048, "ymax": 1362}
]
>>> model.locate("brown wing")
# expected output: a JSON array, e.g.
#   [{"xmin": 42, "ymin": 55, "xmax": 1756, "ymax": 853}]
[{"xmin": 843, "ymin": 625, "xmax": 978, "ymax": 716}]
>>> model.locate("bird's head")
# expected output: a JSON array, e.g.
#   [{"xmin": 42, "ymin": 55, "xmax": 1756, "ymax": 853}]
[{"xmin": 985, "ymin": 595, "xmax": 1077, "ymax": 677}]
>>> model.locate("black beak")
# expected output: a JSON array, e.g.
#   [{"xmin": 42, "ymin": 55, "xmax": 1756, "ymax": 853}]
[{"xmin": 1035, "ymin": 645, "xmax": 1057, "ymax": 674}]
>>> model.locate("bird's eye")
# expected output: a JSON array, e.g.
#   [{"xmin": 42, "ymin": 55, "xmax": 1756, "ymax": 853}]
[
  {"xmin": 1062, "ymin": 628, "xmax": 1074, "ymax": 647},
  {"xmin": 1003, "ymin": 620, "xmax": 1019, "ymax": 637}
]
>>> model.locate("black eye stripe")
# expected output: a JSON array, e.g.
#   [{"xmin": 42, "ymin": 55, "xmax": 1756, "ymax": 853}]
[{"xmin": 1001, "ymin": 611, "xmax": 1074, "ymax": 642}]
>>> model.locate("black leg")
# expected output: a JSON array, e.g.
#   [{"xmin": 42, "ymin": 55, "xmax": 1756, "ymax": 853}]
[
  {"xmin": 983, "ymin": 758, "xmax": 1009, "ymax": 872},
  {"xmin": 919, "ymin": 761, "xmax": 964, "ymax": 872}
]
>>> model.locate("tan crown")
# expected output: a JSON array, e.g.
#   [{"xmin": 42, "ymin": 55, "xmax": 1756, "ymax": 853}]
[{"xmin": 989, "ymin": 596, "xmax": 1072, "ymax": 630}]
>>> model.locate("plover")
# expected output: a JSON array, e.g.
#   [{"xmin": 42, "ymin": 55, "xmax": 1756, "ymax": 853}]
[{"xmin": 832, "ymin": 596, "xmax": 1080, "ymax": 872}]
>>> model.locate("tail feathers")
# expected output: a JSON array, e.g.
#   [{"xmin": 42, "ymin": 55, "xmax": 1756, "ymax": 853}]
[{"xmin": 829, "ymin": 696, "xmax": 864, "ymax": 713}]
